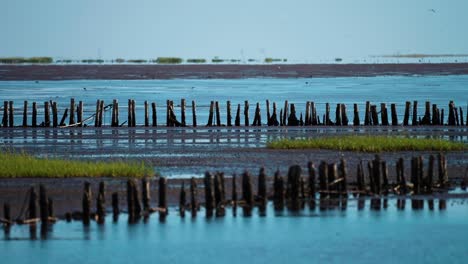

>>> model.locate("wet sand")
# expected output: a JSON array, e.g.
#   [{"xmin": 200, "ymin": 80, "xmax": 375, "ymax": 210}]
[{"xmin": 2, "ymin": 63, "xmax": 468, "ymax": 80}]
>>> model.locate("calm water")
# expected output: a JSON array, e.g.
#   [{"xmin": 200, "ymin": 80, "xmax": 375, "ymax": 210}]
[
  {"xmin": 1, "ymin": 200, "xmax": 468, "ymax": 264},
  {"xmin": 0, "ymin": 75, "xmax": 467, "ymax": 126}
]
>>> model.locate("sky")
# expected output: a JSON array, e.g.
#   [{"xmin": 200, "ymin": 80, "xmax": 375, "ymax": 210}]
[{"xmin": 1, "ymin": 0, "xmax": 468, "ymax": 62}]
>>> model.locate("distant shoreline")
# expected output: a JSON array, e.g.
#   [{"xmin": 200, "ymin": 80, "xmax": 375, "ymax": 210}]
[{"xmin": 1, "ymin": 63, "xmax": 468, "ymax": 80}]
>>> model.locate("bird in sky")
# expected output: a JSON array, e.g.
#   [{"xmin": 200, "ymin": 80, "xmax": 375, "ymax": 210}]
[{"xmin": 428, "ymin": 9, "xmax": 436, "ymax": 13}]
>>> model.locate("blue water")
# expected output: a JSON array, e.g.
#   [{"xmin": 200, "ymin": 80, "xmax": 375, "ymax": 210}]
[
  {"xmin": 1, "ymin": 200, "xmax": 468, "ymax": 264},
  {"xmin": 0, "ymin": 75, "xmax": 467, "ymax": 126}
]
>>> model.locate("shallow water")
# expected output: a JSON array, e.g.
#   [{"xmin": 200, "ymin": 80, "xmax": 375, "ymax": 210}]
[
  {"xmin": 0, "ymin": 75, "xmax": 467, "ymax": 126},
  {"xmin": 1, "ymin": 200, "xmax": 468, "ymax": 264}
]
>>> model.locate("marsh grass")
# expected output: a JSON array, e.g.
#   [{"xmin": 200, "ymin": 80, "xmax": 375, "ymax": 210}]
[
  {"xmin": 0, "ymin": 152, "xmax": 153, "ymax": 178},
  {"xmin": 0, "ymin": 57, "xmax": 53, "ymax": 64},
  {"xmin": 155, "ymin": 57, "xmax": 183, "ymax": 64},
  {"xmin": 267, "ymin": 136, "xmax": 467, "ymax": 152},
  {"xmin": 187, "ymin": 58, "xmax": 206, "ymax": 63}
]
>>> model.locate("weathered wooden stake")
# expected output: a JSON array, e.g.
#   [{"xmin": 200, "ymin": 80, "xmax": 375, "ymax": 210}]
[
  {"xmin": 244, "ymin": 101, "xmax": 249, "ymax": 126},
  {"xmin": 325, "ymin": 103, "xmax": 331, "ymax": 125},
  {"xmin": 127, "ymin": 180, "xmax": 135, "ymax": 221},
  {"xmin": 77, "ymin": 101, "xmax": 83, "ymax": 127},
  {"xmin": 59, "ymin": 108, "xmax": 68, "ymax": 127},
  {"xmin": 227, "ymin": 101, "xmax": 232, "ymax": 126},
  {"xmin": 341, "ymin": 104, "xmax": 348, "ymax": 126},
  {"xmin": 98, "ymin": 100, "xmax": 104, "ymax": 127},
  {"xmin": 426, "ymin": 155, "xmax": 434, "ymax": 193},
  {"xmin": 273, "ymin": 170, "xmax": 284, "ymax": 210},
  {"xmin": 214, "ymin": 173, "xmax": 225, "ymax": 217},
  {"xmin": 353, "ymin": 104, "xmax": 360, "ymax": 126},
  {"xmin": 438, "ymin": 153, "xmax": 448, "ymax": 188},
  {"xmin": 2, "ymin": 101, "xmax": 8, "ymax": 127},
  {"xmin": 235, "ymin": 104, "xmax": 241, "ymax": 126},
  {"xmin": 32, "ymin": 102, "xmax": 37, "ymax": 127},
  {"xmin": 308, "ymin": 162, "xmax": 316, "ymax": 209},
  {"xmin": 8, "ymin": 101, "xmax": 14, "ymax": 127},
  {"xmin": 242, "ymin": 171, "xmax": 253, "ymax": 216},
  {"xmin": 282, "ymin": 100, "xmax": 289, "ymax": 126},
  {"xmin": 215, "ymin": 101, "xmax": 221, "ymax": 126},
  {"xmin": 179, "ymin": 182, "xmax": 186, "ymax": 218},
  {"xmin": 204, "ymin": 172, "xmax": 214, "ymax": 218},
  {"xmin": 421, "ymin": 101, "xmax": 431, "ymax": 125},
  {"xmin": 207, "ymin": 101, "xmax": 214, "ymax": 126},
  {"xmin": 258, "ymin": 167, "xmax": 267, "ymax": 212},
  {"xmin": 112, "ymin": 192, "xmax": 119, "ymax": 220},
  {"xmin": 39, "ymin": 185, "xmax": 49, "ymax": 223},
  {"xmin": 159, "ymin": 177, "xmax": 168, "ymax": 220},
  {"xmin": 22, "ymin": 101, "xmax": 28, "ymax": 127},
  {"xmin": 144, "ymin": 101, "xmax": 149, "ymax": 127},
  {"xmin": 287, "ymin": 165, "xmax": 301, "ymax": 211},
  {"xmin": 152, "ymin": 102, "xmax": 157, "ymax": 127},
  {"xmin": 128, "ymin": 99, "xmax": 133, "ymax": 127},
  {"xmin": 181, "ymin": 99, "xmax": 186, "ymax": 126},
  {"xmin": 190, "ymin": 177, "xmax": 198, "ymax": 218},
  {"xmin": 305, "ymin": 101, "xmax": 310, "ymax": 126},
  {"xmin": 403, "ymin": 101, "xmax": 411, "ymax": 126},
  {"xmin": 142, "ymin": 177, "xmax": 150, "ymax": 211},
  {"xmin": 370, "ymin": 105, "xmax": 379, "ymax": 125},
  {"xmin": 232, "ymin": 174, "xmax": 238, "ymax": 216},
  {"xmin": 97, "ymin": 182, "xmax": 105, "ymax": 224},
  {"xmin": 364, "ymin": 101, "xmax": 371, "ymax": 125},
  {"xmin": 412, "ymin": 100, "xmax": 418, "ymax": 126},
  {"xmin": 288, "ymin": 104, "xmax": 299, "ymax": 126},
  {"xmin": 69, "ymin": 98, "xmax": 75, "ymax": 125},
  {"xmin": 391, "ymin": 103, "xmax": 398, "ymax": 125},
  {"xmin": 82, "ymin": 182, "xmax": 91, "ymax": 225},
  {"xmin": 95, "ymin": 100, "xmax": 100, "ymax": 127},
  {"xmin": 381, "ymin": 103, "xmax": 388, "ymax": 126},
  {"xmin": 266, "ymin": 100, "xmax": 271, "ymax": 124},
  {"xmin": 335, "ymin": 104, "xmax": 342, "ymax": 126}
]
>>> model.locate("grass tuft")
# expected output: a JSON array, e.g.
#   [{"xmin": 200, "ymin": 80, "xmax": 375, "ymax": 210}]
[
  {"xmin": 267, "ymin": 136, "xmax": 467, "ymax": 152},
  {"xmin": 0, "ymin": 152, "xmax": 153, "ymax": 178}
]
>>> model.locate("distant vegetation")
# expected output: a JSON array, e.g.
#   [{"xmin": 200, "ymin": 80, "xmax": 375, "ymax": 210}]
[
  {"xmin": 155, "ymin": 57, "xmax": 183, "ymax": 64},
  {"xmin": 56, "ymin": 59, "xmax": 73, "ymax": 63},
  {"xmin": 0, "ymin": 152, "xmax": 153, "ymax": 178},
  {"xmin": 81, "ymin": 59, "xmax": 104, "ymax": 64},
  {"xmin": 187, "ymin": 58, "xmax": 206, "ymax": 63},
  {"xmin": 211, "ymin": 57, "xmax": 224, "ymax": 63},
  {"xmin": 127, "ymin": 59, "xmax": 148, "ymax": 63},
  {"xmin": 115, "ymin": 58, "xmax": 125, "ymax": 63},
  {"xmin": 264, "ymin": 58, "xmax": 284, "ymax": 63},
  {"xmin": 267, "ymin": 136, "xmax": 467, "ymax": 152},
  {"xmin": 0, "ymin": 57, "xmax": 53, "ymax": 64}
]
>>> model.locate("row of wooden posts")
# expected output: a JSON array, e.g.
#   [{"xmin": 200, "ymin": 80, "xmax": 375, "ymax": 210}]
[
  {"xmin": 0, "ymin": 153, "xmax": 456, "ymax": 227},
  {"xmin": 1, "ymin": 99, "xmax": 467, "ymax": 128}
]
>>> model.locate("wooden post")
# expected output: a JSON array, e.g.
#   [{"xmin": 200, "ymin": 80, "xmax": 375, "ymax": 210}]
[
  {"xmin": 287, "ymin": 104, "xmax": 299, "ymax": 126},
  {"xmin": 214, "ymin": 173, "xmax": 225, "ymax": 217},
  {"xmin": 126, "ymin": 180, "xmax": 136, "ymax": 222},
  {"xmin": 128, "ymin": 99, "xmax": 133, "ymax": 127},
  {"xmin": 152, "ymin": 102, "xmax": 157, "ymax": 127},
  {"xmin": 269, "ymin": 102, "xmax": 279, "ymax": 126},
  {"xmin": 244, "ymin": 101, "xmax": 249, "ymax": 126},
  {"xmin": 77, "ymin": 101, "xmax": 83, "ymax": 127},
  {"xmin": 403, "ymin": 101, "xmax": 410, "ymax": 126},
  {"xmin": 232, "ymin": 174, "xmax": 237, "ymax": 216},
  {"xmin": 391, "ymin": 103, "xmax": 398, "ymax": 125},
  {"xmin": 242, "ymin": 171, "xmax": 253, "ymax": 216},
  {"xmin": 335, "ymin": 104, "xmax": 342, "ymax": 126},
  {"xmin": 396, "ymin": 158, "xmax": 407, "ymax": 194},
  {"xmin": 204, "ymin": 172, "xmax": 214, "ymax": 218},
  {"xmin": 282, "ymin": 100, "xmax": 288, "ymax": 126},
  {"xmin": 341, "ymin": 104, "xmax": 348, "ymax": 126},
  {"xmin": 190, "ymin": 177, "xmax": 198, "ymax": 218},
  {"xmin": 381, "ymin": 103, "xmax": 388, "ymax": 126},
  {"xmin": 411, "ymin": 157, "xmax": 420, "ymax": 195},
  {"xmin": 372, "ymin": 155, "xmax": 382, "ymax": 194},
  {"xmin": 181, "ymin": 99, "xmax": 186, "ymax": 126},
  {"xmin": 179, "ymin": 182, "xmax": 186, "ymax": 218},
  {"xmin": 460, "ymin": 107, "xmax": 464, "ymax": 126},
  {"xmin": 47, "ymin": 198, "xmax": 54, "ymax": 218},
  {"xmin": 305, "ymin": 101, "xmax": 310, "ymax": 126},
  {"xmin": 438, "ymin": 153, "xmax": 448, "ymax": 188},
  {"xmin": 41, "ymin": 101, "xmax": 50, "ymax": 127},
  {"xmin": 318, "ymin": 161, "xmax": 329, "ymax": 195},
  {"xmin": 131, "ymin": 99, "xmax": 136, "ymax": 127},
  {"xmin": 454, "ymin": 106, "xmax": 460, "ymax": 126},
  {"xmin": 82, "ymin": 182, "xmax": 91, "ymax": 225},
  {"xmin": 357, "ymin": 161, "xmax": 365, "ymax": 194},
  {"xmin": 253, "ymin": 102, "xmax": 261, "ymax": 126},
  {"xmin": 381, "ymin": 161, "xmax": 389, "ymax": 195},
  {"xmin": 235, "ymin": 104, "xmax": 241, "ymax": 126},
  {"xmin": 28, "ymin": 187, "xmax": 37, "ymax": 219},
  {"xmin": 422, "ymin": 101, "xmax": 431, "ymax": 125},
  {"xmin": 308, "ymin": 162, "xmax": 316, "ymax": 209},
  {"xmin": 23, "ymin": 101, "xmax": 28, "ymax": 127},
  {"xmin": 287, "ymin": 165, "xmax": 301, "ymax": 211},
  {"xmin": 258, "ymin": 167, "xmax": 267, "ymax": 213},
  {"xmin": 112, "ymin": 192, "xmax": 119, "ymax": 221},
  {"xmin": 4, "ymin": 203, "xmax": 11, "ymax": 224},
  {"xmin": 353, "ymin": 104, "xmax": 360, "ymax": 126},
  {"xmin": 364, "ymin": 101, "xmax": 371, "ymax": 125},
  {"xmin": 159, "ymin": 177, "xmax": 168, "ymax": 220},
  {"xmin": 370, "ymin": 105, "xmax": 379, "ymax": 125},
  {"xmin": 2, "ymin": 101, "xmax": 8, "ymax": 127},
  {"xmin": 31, "ymin": 102, "xmax": 37, "ymax": 127},
  {"xmin": 69, "ymin": 98, "xmax": 75, "ymax": 125},
  {"xmin": 39, "ymin": 185, "xmax": 49, "ymax": 223},
  {"xmin": 111, "ymin": 99, "xmax": 117, "ymax": 127},
  {"xmin": 215, "ymin": 101, "xmax": 221, "ymax": 126},
  {"xmin": 412, "ymin": 100, "xmax": 418, "ymax": 126},
  {"xmin": 227, "ymin": 101, "xmax": 232, "ymax": 126},
  {"xmin": 432, "ymin": 104, "xmax": 439, "ymax": 125},
  {"xmin": 97, "ymin": 182, "xmax": 105, "ymax": 224},
  {"xmin": 142, "ymin": 177, "xmax": 150, "ymax": 211},
  {"xmin": 207, "ymin": 101, "xmax": 214, "ymax": 126},
  {"xmin": 98, "ymin": 100, "xmax": 104, "ymax": 127},
  {"xmin": 309, "ymin": 102, "xmax": 315, "ymax": 125},
  {"xmin": 8, "ymin": 101, "xmax": 14, "ymax": 127},
  {"xmin": 273, "ymin": 170, "xmax": 284, "ymax": 210},
  {"xmin": 166, "ymin": 100, "xmax": 170, "ymax": 127},
  {"xmin": 339, "ymin": 158, "xmax": 348, "ymax": 196},
  {"xmin": 95, "ymin": 100, "xmax": 100, "ymax": 127},
  {"xmin": 144, "ymin": 101, "xmax": 149, "ymax": 127},
  {"xmin": 266, "ymin": 100, "xmax": 271, "ymax": 124},
  {"xmin": 325, "ymin": 103, "xmax": 331, "ymax": 125}
]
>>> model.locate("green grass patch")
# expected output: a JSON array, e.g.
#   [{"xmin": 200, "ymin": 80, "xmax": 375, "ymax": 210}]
[
  {"xmin": 127, "ymin": 59, "xmax": 148, "ymax": 63},
  {"xmin": 264, "ymin": 58, "xmax": 283, "ymax": 63},
  {"xmin": 154, "ymin": 57, "xmax": 183, "ymax": 64},
  {"xmin": 267, "ymin": 136, "xmax": 467, "ymax": 152},
  {"xmin": 0, "ymin": 57, "xmax": 53, "ymax": 64},
  {"xmin": 0, "ymin": 152, "xmax": 153, "ymax": 178}
]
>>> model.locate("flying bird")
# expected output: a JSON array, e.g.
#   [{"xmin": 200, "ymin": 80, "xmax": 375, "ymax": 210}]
[{"xmin": 428, "ymin": 8, "xmax": 436, "ymax": 13}]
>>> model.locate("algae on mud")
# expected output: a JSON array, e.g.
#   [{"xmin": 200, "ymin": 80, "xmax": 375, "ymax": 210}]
[
  {"xmin": 0, "ymin": 152, "xmax": 153, "ymax": 178},
  {"xmin": 267, "ymin": 136, "xmax": 467, "ymax": 152}
]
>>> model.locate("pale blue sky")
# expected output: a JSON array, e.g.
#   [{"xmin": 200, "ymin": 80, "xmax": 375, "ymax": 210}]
[{"xmin": 1, "ymin": 0, "xmax": 467, "ymax": 61}]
